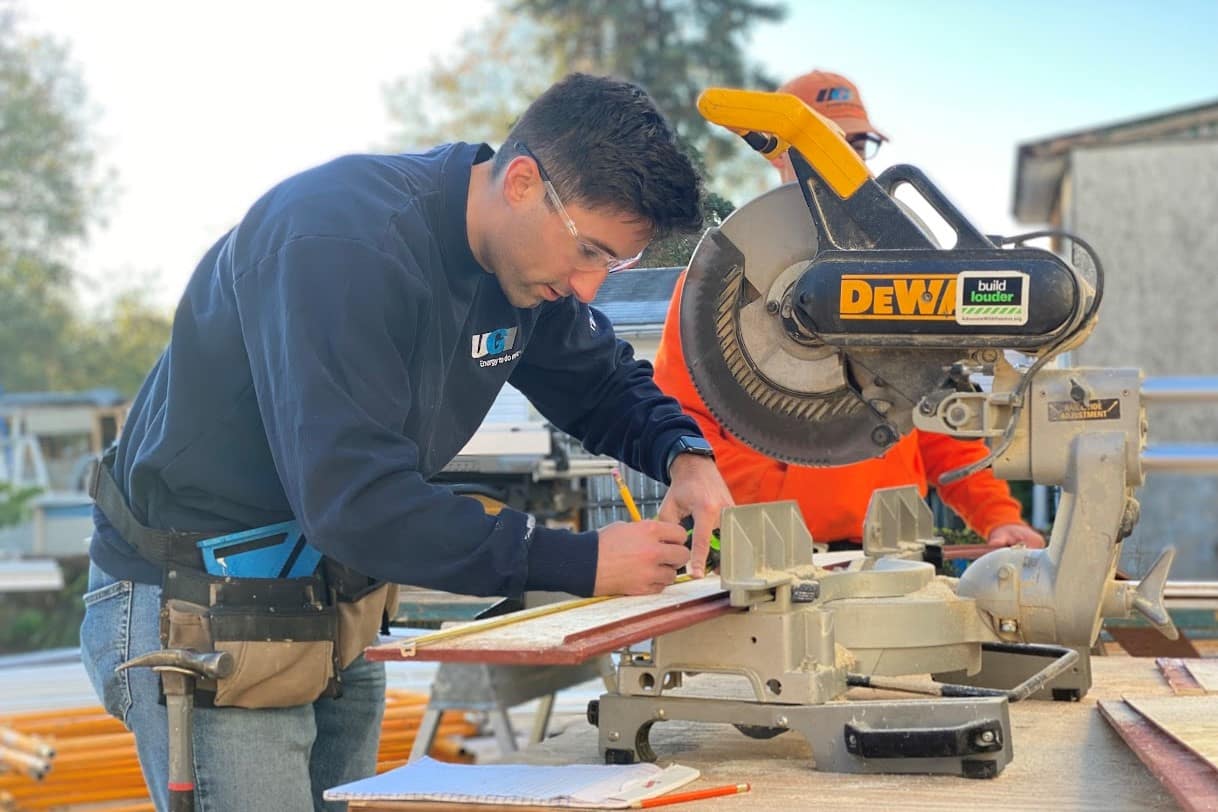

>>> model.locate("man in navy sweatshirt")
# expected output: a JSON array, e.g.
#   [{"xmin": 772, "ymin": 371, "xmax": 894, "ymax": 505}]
[{"xmin": 80, "ymin": 73, "xmax": 733, "ymax": 810}]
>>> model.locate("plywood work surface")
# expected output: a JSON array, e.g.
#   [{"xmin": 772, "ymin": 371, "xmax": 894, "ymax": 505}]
[
  {"xmin": 366, "ymin": 578, "xmax": 733, "ymax": 666},
  {"xmin": 408, "ymin": 658, "xmax": 1175, "ymax": 812}
]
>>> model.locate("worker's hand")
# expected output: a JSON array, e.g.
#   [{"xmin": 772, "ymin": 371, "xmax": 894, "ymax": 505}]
[
  {"xmin": 987, "ymin": 523, "xmax": 1046, "ymax": 549},
  {"xmin": 594, "ymin": 520, "xmax": 690, "ymax": 595},
  {"xmin": 657, "ymin": 455, "xmax": 734, "ymax": 579}
]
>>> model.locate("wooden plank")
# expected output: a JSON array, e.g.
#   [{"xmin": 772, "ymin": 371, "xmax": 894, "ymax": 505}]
[
  {"xmin": 1123, "ymin": 695, "xmax": 1218, "ymax": 772},
  {"xmin": 1099, "ymin": 699, "xmax": 1218, "ymax": 812},
  {"xmin": 365, "ymin": 579, "xmax": 734, "ymax": 666},
  {"xmin": 941, "ymin": 544, "xmax": 991, "ymax": 560},
  {"xmin": 1184, "ymin": 659, "xmax": 1218, "ymax": 693},
  {"xmin": 1156, "ymin": 657, "xmax": 1207, "ymax": 695},
  {"xmin": 1106, "ymin": 625, "xmax": 1201, "ymax": 657}
]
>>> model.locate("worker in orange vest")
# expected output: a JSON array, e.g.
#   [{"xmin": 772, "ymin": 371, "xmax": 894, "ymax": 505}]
[{"xmin": 653, "ymin": 69, "xmax": 1046, "ymax": 552}]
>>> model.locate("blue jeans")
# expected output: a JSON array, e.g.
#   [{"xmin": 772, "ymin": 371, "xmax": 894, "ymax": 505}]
[{"xmin": 80, "ymin": 561, "xmax": 386, "ymax": 811}]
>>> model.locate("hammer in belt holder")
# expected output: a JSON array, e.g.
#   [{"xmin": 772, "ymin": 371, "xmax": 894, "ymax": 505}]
[{"xmin": 160, "ymin": 566, "xmax": 339, "ymax": 709}]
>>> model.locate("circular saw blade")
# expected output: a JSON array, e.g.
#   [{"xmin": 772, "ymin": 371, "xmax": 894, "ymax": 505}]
[{"xmin": 681, "ymin": 184, "xmax": 899, "ymax": 466}]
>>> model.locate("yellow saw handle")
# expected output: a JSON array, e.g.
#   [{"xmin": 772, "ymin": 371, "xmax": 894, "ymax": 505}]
[{"xmin": 697, "ymin": 87, "xmax": 870, "ymax": 199}]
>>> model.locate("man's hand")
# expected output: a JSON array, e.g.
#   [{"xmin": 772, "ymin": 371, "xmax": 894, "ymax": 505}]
[
  {"xmin": 594, "ymin": 520, "xmax": 690, "ymax": 595},
  {"xmin": 987, "ymin": 523, "xmax": 1046, "ymax": 549},
  {"xmin": 656, "ymin": 454, "xmax": 734, "ymax": 578}
]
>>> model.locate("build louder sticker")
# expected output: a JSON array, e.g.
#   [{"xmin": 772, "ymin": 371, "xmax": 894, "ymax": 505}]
[{"xmin": 956, "ymin": 271, "xmax": 1029, "ymax": 326}]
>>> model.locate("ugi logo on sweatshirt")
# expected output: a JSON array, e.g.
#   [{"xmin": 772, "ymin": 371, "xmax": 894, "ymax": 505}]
[{"xmin": 471, "ymin": 327, "xmax": 521, "ymax": 368}]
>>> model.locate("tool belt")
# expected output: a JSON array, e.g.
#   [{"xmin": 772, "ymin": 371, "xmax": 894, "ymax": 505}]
[{"xmin": 90, "ymin": 449, "xmax": 398, "ymax": 709}]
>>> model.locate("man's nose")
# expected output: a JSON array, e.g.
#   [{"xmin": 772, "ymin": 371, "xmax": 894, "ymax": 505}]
[{"xmin": 568, "ymin": 266, "xmax": 609, "ymax": 303}]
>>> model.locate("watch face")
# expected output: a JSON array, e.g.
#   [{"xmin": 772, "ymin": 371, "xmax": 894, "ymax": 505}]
[{"xmin": 683, "ymin": 437, "xmax": 714, "ymax": 455}]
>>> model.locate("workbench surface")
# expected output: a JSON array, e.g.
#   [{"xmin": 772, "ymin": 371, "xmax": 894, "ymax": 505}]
[{"xmin": 354, "ymin": 656, "xmax": 1179, "ymax": 811}]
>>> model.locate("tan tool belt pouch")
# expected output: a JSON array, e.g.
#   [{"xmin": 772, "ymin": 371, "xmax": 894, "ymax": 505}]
[
  {"xmin": 160, "ymin": 566, "xmax": 338, "ymax": 709},
  {"xmin": 325, "ymin": 558, "xmax": 398, "ymax": 670},
  {"xmin": 335, "ymin": 582, "xmax": 400, "ymax": 670},
  {"xmin": 91, "ymin": 450, "xmax": 395, "ymax": 706}
]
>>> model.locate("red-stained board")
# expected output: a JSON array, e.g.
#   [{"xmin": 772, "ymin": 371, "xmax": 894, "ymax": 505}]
[{"xmin": 366, "ymin": 579, "xmax": 737, "ymax": 666}]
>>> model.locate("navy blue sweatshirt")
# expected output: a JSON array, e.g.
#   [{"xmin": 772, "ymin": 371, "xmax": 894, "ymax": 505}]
[{"xmin": 91, "ymin": 142, "xmax": 701, "ymax": 598}]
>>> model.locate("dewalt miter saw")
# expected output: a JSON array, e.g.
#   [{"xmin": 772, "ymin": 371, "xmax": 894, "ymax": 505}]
[{"xmin": 590, "ymin": 89, "xmax": 1176, "ymax": 778}]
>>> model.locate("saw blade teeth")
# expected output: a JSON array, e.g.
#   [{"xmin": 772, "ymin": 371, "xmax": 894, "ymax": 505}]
[{"xmin": 683, "ymin": 223, "xmax": 890, "ymax": 467}]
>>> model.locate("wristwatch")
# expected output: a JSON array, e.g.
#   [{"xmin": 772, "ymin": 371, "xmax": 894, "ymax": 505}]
[{"xmin": 665, "ymin": 435, "xmax": 716, "ymax": 479}]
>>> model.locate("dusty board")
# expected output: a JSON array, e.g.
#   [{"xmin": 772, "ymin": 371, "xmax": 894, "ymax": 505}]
[
  {"xmin": 1156, "ymin": 657, "xmax": 1206, "ymax": 695},
  {"xmin": 1098, "ymin": 699, "xmax": 1218, "ymax": 812},
  {"xmin": 366, "ymin": 578, "xmax": 736, "ymax": 666},
  {"xmin": 1123, "ymin": 695, "xmax": 1218, "ymax": 772},
  {"xmin": 1184, "ymin": 658, "xmax": 1218, "ymax": 693}
]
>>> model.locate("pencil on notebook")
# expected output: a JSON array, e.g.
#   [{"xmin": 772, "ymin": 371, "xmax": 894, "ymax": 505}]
[{"xmin": 631, "ymin": 782, "xmax": 751, "ymax": 808}]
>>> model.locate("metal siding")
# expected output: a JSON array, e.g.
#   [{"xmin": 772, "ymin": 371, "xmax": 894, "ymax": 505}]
[{"xmin": 1067, "ymin": 140, "xmax": 1218, "ymax": 578}]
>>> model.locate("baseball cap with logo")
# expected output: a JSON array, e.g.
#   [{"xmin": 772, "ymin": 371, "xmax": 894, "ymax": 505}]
[{"xmin": 777, "ymin": 70, "xmax": 887, "ymax": 142}]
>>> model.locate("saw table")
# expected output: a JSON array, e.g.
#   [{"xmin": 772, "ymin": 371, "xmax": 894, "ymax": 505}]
[{"xmin": 349, "ymin": 657, "xmax": 1177, "ymax": 812}]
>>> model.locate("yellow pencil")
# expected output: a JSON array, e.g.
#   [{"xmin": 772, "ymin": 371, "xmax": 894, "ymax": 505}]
[
  {"xmin": 612, "ymin": 468, "xmax": 643, "ymax": 522},
  {"xmin": 632, "ymin": 782, "xmax": 751, "ymax": 808}
]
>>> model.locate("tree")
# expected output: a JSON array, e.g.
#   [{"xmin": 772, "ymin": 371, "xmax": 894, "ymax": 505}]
[
  {"xmin": 382, "ymin": 16, "xmax": 555, "ymax": 152},
  {"xmin": 0, "ymin": 9, "xmax": 170, "ymax": 397},
  {"xmin": 382, "ymin": 0, "xmax": 787, "ymax": 266},
  {"xmin": 63, "ymin": 283, "xmax": 173, "ymax": 396},
  {"xmin": 0, "ymin": 9, "xmax": 98, "ymax": 256},
  {"xmin": 0, "ymin": 8, "xmax": 98, "ymax": 391},
  {"xmin": 517, "ymin": 0, "xmax": 785, "ymax": 172},
  {"xmin": 0, "ymin": 251, "xmax": 75, "ymax": 390}
]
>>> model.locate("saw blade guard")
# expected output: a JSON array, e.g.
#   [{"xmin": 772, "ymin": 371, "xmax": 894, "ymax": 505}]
[{"xmin": 680, "ymin": 87, "xmax": 1095, "ymax": 467}]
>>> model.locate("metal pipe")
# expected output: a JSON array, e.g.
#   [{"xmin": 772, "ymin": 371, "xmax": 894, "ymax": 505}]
[
  {"xmin": 1141, "ymin": 376, "xmax": 1218, "ymax": 404},
  {"xmin": 1127, "ymin": 581, "xmax": 1218, "ymax": 600},
  {"xmin": 847, "ymin": 643, "xmax": 1079, "ymax": 702},
  {"xmin": 1142, "ymin": 444, "xmax": 1218, "ymax": 474},
  {"xmin": 1031, "ymin": 484, "xmax": 1050, "ymax": 530}
]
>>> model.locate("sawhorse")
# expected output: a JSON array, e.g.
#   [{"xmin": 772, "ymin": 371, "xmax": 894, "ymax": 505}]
[{"xmin": 409, "ymin": 658, "xmax": 613, "ymax": 760}]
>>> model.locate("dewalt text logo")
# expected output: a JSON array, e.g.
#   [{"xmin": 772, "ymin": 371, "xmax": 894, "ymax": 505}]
[{"xmin": 839, "ymin": 274, "xmax": 957, "ymax": 320}]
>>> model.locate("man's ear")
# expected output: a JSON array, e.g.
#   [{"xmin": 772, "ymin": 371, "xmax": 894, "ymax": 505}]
[{"xmin": 501, "ymin": 155, "xmax": 540, "ymax": 206}]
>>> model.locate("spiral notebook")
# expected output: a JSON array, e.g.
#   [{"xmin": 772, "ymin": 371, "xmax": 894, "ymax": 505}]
[{"xmin": 323, "ymin": 758, "xmax": 699, "ymax": 808}]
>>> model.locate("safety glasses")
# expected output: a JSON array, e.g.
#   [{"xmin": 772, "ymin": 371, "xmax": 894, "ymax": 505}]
[
  {"xmin": 847, "ymin": 133, "xmax": 883, "ymax": 161},
  {"xmin": 515, "ymin": 141, "xmax": 645, "ymax": 274}
]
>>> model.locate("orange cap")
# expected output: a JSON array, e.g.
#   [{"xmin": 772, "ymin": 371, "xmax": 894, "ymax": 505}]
[{"xmin": 777, "ymin": 70, "xmax": 887, "ymax": 141}]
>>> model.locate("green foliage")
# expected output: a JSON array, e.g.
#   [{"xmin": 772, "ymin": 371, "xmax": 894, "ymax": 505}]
[
  {"xmin": 0, "ymin": 10, "xmax": 171, "ymax": 397},
  {"xmin": 59, "ymin": 284, "xmax": 173, "ymax": 396},
  {"xmin": 383, "ymin": 16, "xmax": 556, "ymax": 152},
  {"xmin": 0, "ymin": 9, "xmax": 98, "ymax": 254},
  {"xmin": 0, "ymin": 251, "xmax": 76, "ymax": 390},
  {"xmin": 515, "ymin": 0, "xmax": 785, "ymax": 167},
  {"xmin": 0, "ymin": 556, "xmax": 89, "ymax": 655},
  {"xmin": 382, "ymin": 1, "xmax": 787, "ymax": 215},
  {"xmin": 640, "ymin": 190, "xmax": 735, "ymax": 268},
  {"xmin": 0, "ymin": 481, "xmax": 41, "ymax": 528},
  {"xmin": 936, "ymin": 526, "xmax": 985, "ymax": 546}
]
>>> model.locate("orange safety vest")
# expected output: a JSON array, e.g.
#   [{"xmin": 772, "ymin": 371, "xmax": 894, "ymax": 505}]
[{"xmin": 652, "ymin": 271, "xmax": 1024, "ymax": 542}]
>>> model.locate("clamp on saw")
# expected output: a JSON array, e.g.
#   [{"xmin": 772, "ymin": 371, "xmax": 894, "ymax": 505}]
[{"xmin": 589, "ymin": 88, "xmax": 1176, "ymax": 778}]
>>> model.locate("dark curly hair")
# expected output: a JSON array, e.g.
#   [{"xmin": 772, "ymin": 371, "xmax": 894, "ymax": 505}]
[{"xmin": 493, "ymin": 73, "xmax": 704, "ymax": 240}]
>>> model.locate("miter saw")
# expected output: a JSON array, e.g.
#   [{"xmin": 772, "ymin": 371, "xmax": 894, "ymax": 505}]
[{"xmin": 589, "ymin": 89, "xmax": 1177, "ymax": 778}]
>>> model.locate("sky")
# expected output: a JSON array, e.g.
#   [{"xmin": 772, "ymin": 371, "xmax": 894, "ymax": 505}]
[{"xmin": 20, "ymin": 0, "xmax": 1218, "ymax": 309}]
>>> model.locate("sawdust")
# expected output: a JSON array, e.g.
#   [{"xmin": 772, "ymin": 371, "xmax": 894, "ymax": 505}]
[
  {"xmin": 834, "ymin": 642, "xmax": 857, "ymax": 670},
  {"xmin": 901, "ymin": 577, "xmax": 962, "ymax": 602}
]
